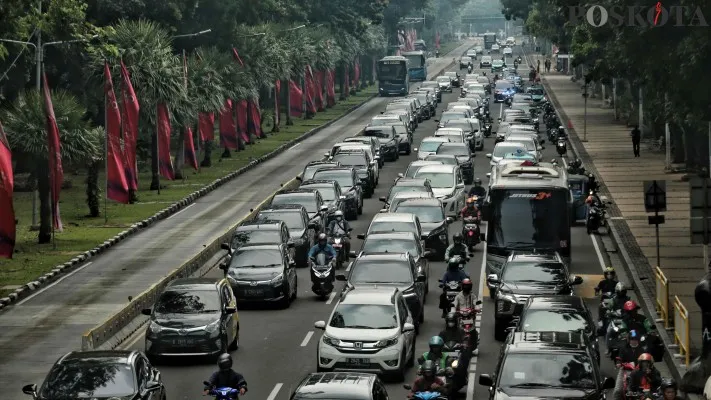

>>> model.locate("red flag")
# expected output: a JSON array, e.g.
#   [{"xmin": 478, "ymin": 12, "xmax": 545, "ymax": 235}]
[
  {"xmin": 274, "ymin": 81, "xmax": 281, "ymax": 126},
  {"xmin": 304, "ymin": 67, "xmax": 316, "ymax": 114},
  {"xmin": 42, "ymin": 73, "xmax": 63, "ymax": 231},
  {"xmin": 326, "ymin": 70, "xmax": 336, "ymax": 107},
  {"xmin": 0, "ymin": 121, "xmax": 15, "ymax": 258},
  {"xmin": 344, "ymin": 65, "xmax": 350, "ymax": 94},
  {"xmin": 435, "ymin": 32, "xmax": 441, "ymax": 49},
  {"xmin": 248, "ymin": 100, "xmax": 263, "ymax": 138},
  {"xmin": 120, "ymin": 61, "xmax": 139, "ymax": 191},
  {"xmin": 219, "ymin": 100, "xmax": 238, "ymax": 149},
  {"xmin": 198, "ymin": 112, "xmax": 215, "ymax": 141},
  {"xmin": 156, "ymin": 103, "xmax": 174, "ymax": 180},
  {"xmin": 104, "ymin": 63, "xmax": 129, "ymax": 204},
  {"xmin": 315, "ymin": 71, "xmax": 325, "ymax": 109},
  {"xmin": 232, "ymin": 48, "xmax": 244, "ymax": 67},
  {"xmin": 289, "ymin": 80, "xmax": 303, "ymax": 117},
  {"xmin": 184, "ymin": 127, "xmax": 198, "ymax": 170},
  {"xmin": 354, "ymin": 59, "xmax": 361, "ymax": 88},
  {"xmin": 236, "ymin": 100, "xmax": 249, "ymax": 143}
]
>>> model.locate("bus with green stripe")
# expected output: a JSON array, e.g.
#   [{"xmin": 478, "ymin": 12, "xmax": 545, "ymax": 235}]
[{"xmin": 402, "ymin": 51, "xmax": 428, "ymax": 82}]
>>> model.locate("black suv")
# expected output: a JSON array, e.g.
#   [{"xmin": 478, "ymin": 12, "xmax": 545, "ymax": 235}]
[
  {"xmin": 269, "ymin": 188, "xmax": 327, "ymax": 232},
  {"xmin": 478, "ymin": 331, "xmax": 614, "ymax": 400},
  {"xmin": 23, "ymin": 350, "xmax": 166, "ymax": 400},
  {"xmin": 486, "ymin": 251, "xmax": 583, "ymax": 340},
  {"xmin": 299, "ymin": 179, "xmax": 346, "ymax": 225},
  {"xmin": 255, "ymin": 205, "xmax": 317, "ymax": 267},
  {"xmin": 298, "ymin": 161, "xmax": 341, "ymax": 182},
  {"xmin": 330, "ymin": 149, "xmax": 376, "ymax": 197},
  {"xmin": 229, "ymin": 219, "xmax": 293, "ymax": 252},
  {"xmin": 312, "ymin": 166, "xmax": 364, "ymax": 219},
  {"xmin": 290, "ymin": 372, "xmax": 390, "ymax": 400},
  {"xmin": 514, "ymin": 295, "xmax": 600, "ymax": 363}
]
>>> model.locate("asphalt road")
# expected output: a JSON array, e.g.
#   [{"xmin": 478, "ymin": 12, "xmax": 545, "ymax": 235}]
[{"xmin": 122, "ymin": 53, "xmax": 610, "ymax": 400}]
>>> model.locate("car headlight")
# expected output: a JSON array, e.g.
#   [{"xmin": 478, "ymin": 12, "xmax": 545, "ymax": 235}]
[
  {"xmin": 323, "ymin": 335, "xmax": 339, "ymax": 347},
  {"xmin": 271, "ymin": 273, "xmax": 284, "ymax": 285},
  {"xmin": 204, "ymin": 320, "xmax": 221, "ymax": 334},
  {"xmin": 148, "ymin": 322, "xmax": 162, "ymax": 334},
  {"xmin": 375, "ymin": 337, "xmax": 399, "ymax": 348}
]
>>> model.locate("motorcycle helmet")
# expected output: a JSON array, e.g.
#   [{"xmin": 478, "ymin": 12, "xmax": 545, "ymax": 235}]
[
  {"xmin": 429, "ymin": 336, "xmax": 445, "ymax": 353},
  {"xmin": 453, "ymin": 233, "xmax": 463, "ymax": 244},
  {"xmin": 615, "ymin": 282, "xmax": 627, "ymax": 297},
  {"xmin": 334, "ymin": 210, "xmax": 344, "ymax": 220},
  {"xmin": 660, "ymin": 378, "xmax": 678, "ymax": 391},
  {"xmin": 474, "ymin": 178, "xmax": 482, "ymax": 187},
  {"xmin": 448, "ymin": 255, "xmax": 463, "ymax": 269},
  {"xmin": 604, "ymin": 267, "xmax": 616, "ymax": 280},
  {"xmin": 421, "ymin": 359, "xmax": 437, "ymax": 379},
  {"xmin": 217, "ymin": 353, "xmax": 233, "ymax": 371},
  {"xmin": 628, "ymin": 330, "xmax": 640, "ymax": 347},
  {"xmin": 637, "ymin": 353, "xmax": 654, "ymax": 371},
  {"xmin": 623, "ymin": 300, "xmax": 639, "ymax": 312},
  {"xmin": 317, "ymin": 232, "xmax": 327, "ymax": 245},
  {"xmin": 445, "ymin": 312, "xmax": 458, "ymax": 328},
  {"xmin": 462, "ymin": 278, "xmax": 473, "ymax": 293}
]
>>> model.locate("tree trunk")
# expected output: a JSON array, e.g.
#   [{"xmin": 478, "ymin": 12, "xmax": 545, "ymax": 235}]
[
  {"xmin": 368, "ymin": 55, "xmax": 375, "ymax": 86},
  {"xmin": 36, "ymin": 163, "xmax": 52, "ymax": 244},
  {"xmin": 672, "ymin": 123, "xmax": 686, "ymax": 164},
  {"xmin": 284, "ymin": 79, "xmax": 293, "ymax": 126},
  {"xmin": 201, "ymin": 140, "xmax": 213, "ymax": 167},
  {"xmin": 150, "ymin": 131, "xmax": 160, "ymax": 190},
  {"xmin": 272, "ymin": 85, "xmax": 280, "ymax": 132},
  {"xmin": 338, "ymin": 64, "xmax": 346, "ymax": 100},
  {"xmin": 174, "ymin": 129, "xmax": 186, "ymax": 180},
  {"xmin": 85, "ymin": 159, "xmax": 100, "ymax": 218},
  {"xmin": 304, "ymin": 76, "xmax": 314, "ymax": 119}
]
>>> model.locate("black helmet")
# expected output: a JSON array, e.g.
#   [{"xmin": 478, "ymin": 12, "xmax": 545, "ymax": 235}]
[
  {"xmin": 474, "ymin": 178, "xmax": 482, "ymax": 186},
  {"xmin": 462, "ymin": 278, "xmax": 473, "ymax": 293},
  {"xmin": 660, "ymin": 378, "xmax": 677, "ymax": 391},
  {"xmin": 445, "ymin": 312, "xmax": 458, "ymax": 325},
  {"xmin": 615, "ymin": 282, "xmax": 627, "ymax": 297},
  {"xmin": 217, "ymin": 353, "xmax": 232, "ymax": 371},
  {"xmin": 422, "ymin": 359, "xmax": 437, "ymax": 377},
  {"xmin": 317, "ymin": 233, "xmax": 327, "ymax": 244},
  {"xmin": 448, "ymin": 255, "xmax": 463, "ymax": 269},
  {"xmin": 453, "ymin": 233, "xmax": 463, "ymax": 243}
]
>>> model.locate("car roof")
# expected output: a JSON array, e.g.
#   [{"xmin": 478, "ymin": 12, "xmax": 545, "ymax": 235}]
[
  {"xmin": 366, "ymin": 125, "xmax": 394, "ymax": 131},
  {"xmin": 300, "ymin": 180, "xmax": 337, "ymax": 187},
  {"xmin": 340, "ymin": 287, "xmax": 399, "ymax": 305},
  {"xmin": 344, "ymin": 136, "xmax": 376, "ymax": 143},
  {"xmin": 416, "ymin": 164, "xmax": 456, "ymax": 173},
  {"xmin": 371, "ymin": 212, "xmax": 418, "ymax": 222},
  {"xmin": 509, "ymin": 251, "xmax": 561, "ymax": 262},
  {"xmin": 276, "ymin": 189, "xmax": 318, "ymax": 196},
  {"xmin": 237, "ymin": 220, "xmax": 283, "ymax": 230},
  {"xmin": 407, "ymin": 161, "xmax": 442, "ymax": 168},
  {"xmin": 526, "ymin": 295, "xmax": 586, "ymax": 311},
  {"xmin": 312, "ymin": 166, "xmax": 355, "ymax": 173},
  {"xmin": 391, "ymin": 192, "xmax": 432, "ymax": 201},
  {"xmin": 421, "ymin": 136, "xmax": 450, "ymax": 142},
  {"xmin": 446, "ymin": 119, "xmax": 474, "ymax": 125},
  {"xmin": 507, "ymin": 331, "xmax": 588, "ymax": 353},
  {"xmin": 396, "ymin": 197, "xmax": 442, "ymax": 207},
  {"xmin": 438, "ymin": 142, "xmax": 468, "ymax": 149},
  {"xmin": 425, "ymin": 154, "xmax": 458, "ymax": 161},
  {"xmin": 394, "ymin": 177, "xmax": 430, "ymax": 186},
  {"xmin": 292, "ymin": 372, "xmax": 376, "ymax": 399},
  {"xmin": 259, "ymin": 204, "xmax": 306, "ymax": 212},
  {"xmin": 363, "ymin": 231, "xmax": 418, "ymax": 241},
  {"xmin": 306, "ymin": 161, "xmax": 339, "ymax": 167},
  {"xmin": 355, "ymin": 252, "xmax": 410, "ymax": 262},
  {"xmin": 234, "ymin": 243, "xmax": 282, "ymax": 251},
  {"xmin": 167, "ymin": 278, "xmax": 221, "ymax": 290},
  {"xmin": 436, "ymin": 128, "xmax": 464, "ymax": 134},
  {"xmin": 58, "ymin": 350, "xmax": 135, "ymax": 365}
]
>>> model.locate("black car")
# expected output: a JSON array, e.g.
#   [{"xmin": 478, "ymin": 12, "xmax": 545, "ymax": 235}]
[
  {"xmin": 486, "ymin": 251, "xmax": 584, "ymax": 340},
  {"xmin": 436, "ymin": 143, "xmax": 474, "ymax": 184},
  {"xmin": 409, "ymin": 92, "xmax": 434, "ymax": 118},
  {"xmin": 23, "ymin": 350, "xmax": 166, "ymax": 400},
  {"xmin": 229, "ymin": 220, "xmax": 293, "ymax": 255},
  {"xmin": 412, "ymin": 90, "xmax": 437, "ymax": 114},
  {"xmin": 419, "ymin": 81, "xmax": 441, "ymax": 102},
  {"xmin": 337, "ymin": 253, "xmax": 426, "ymax": 327},
  {"xmin": 298, "ymin": 161, "xmax": 341, "ymax": 182},
  {"xmin": 312, "ymin": 166, "xmax": 363, "ymax": 219},
  {"xmin": 330, "ymin": 149, "xmax": 376, "ymax": 197},
  {"xmin": 478, "ymin": 331, "xmax": 615, "ymax": 400},
  {"xmin": 390, "ymin": 198, "xmax": 453, "ymax": 260},
  {"xmin": 514, "ymin": 295, "xmax": 600, "ymax": 362},
  {"xmin": 299, "ymin": 179, "xmax": 346, "ymax": 225},
  {"xmin": 494, "ymin": 80, "xmax": 515, "ymax": 103},
  {"xmin": 255, "ymin": 205, "xmax": 317, "ymax": 267},
  {"xmin": 142, "ymin": 278, "xmax": 239, "ymax": 359},
  {"xmin": 269, "ymin": 189, "xmax": 327, "ymax": 232},
  {"xmin": 363, "ymin": 125, "xmax": 400, "ymax": 161},
  {"xmin": 290, "ymin": 372, "xmax": 390, "ymax": 400},
  {"xmin": 222, "ymin": 243, "xmax": 298, "ymax": 307},
  {"xmin": 352, "ymin": 231, "xmax": 432, "ymax": 293}
]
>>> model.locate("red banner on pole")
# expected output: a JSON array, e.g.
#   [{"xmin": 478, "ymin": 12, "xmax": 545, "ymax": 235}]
[
  {"xmin": 274, "ymin": 81, "xmax": 281, "ymax": 127},
  {"xmin": 184, "ymin": 127, "xmax": 198, "ymax": 170},
  {"xmin": 219, "ymin": 99, "xmax": 238, "ymax": 149},
  {"xmin": 0, "ymin": 121, "xmax": 15, "ymax": 258},
  {"xmin": 156, "ymin": 103, "xmax": 174, "ymax": 180},
  {"xmin": 344, "ymin": 65, "xmax": 350, "ymax": 94},
  {"xmin": 248, "ymin": 100, "xmax": 263, "ymax": 138},
  {"xmin": 289, "ymin": 80, "xmax": 303, "ymax": 117},
  {"xmin": 435, "ymin": 32, "xmax": 441, "ymax": 49},
  {"xmin": 236, "ymin": 100, "xmax": 249, "ymax": 143},
  {"xmin": 326, "ymin": 70, "xmax": 336, "ymax": 107},
  {"xmin": 42, "ymin": 73, "xmax": 64, "ymax": 231},
  {"xmin": 315, "ymin": 71, "xmax": 325, "ymax": 110},
  {"xmin": 198, "ymin": 112, "xmax": 214, "ymax": 141},
  {"xmin": 104, "ymin": 63, "xmax": 130, "ymax": 204},
  {"xmin": 120, "ymin": 61, "xmax": 139, "ymax": 191},
  {"xmin": 305, "ymin": 67, "xmax": 316, "ymax": 114}
]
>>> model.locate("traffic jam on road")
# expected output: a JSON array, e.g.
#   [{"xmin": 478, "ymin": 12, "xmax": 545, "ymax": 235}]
[{"xmin": 21, "ymin": 41, "xmax": 676, "ymax": 400}]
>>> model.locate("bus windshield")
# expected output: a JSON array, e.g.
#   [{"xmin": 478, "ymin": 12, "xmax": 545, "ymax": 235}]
[
  {"xmin": 487, "ymin": 188, "xmax": 569, "ymax": 250},
  {"xmin": 405, "ymin": 54, "xmax": 424, "ymax": 68},
  {"xmin": 378, "ymin": 61, "xmax": 407, "ymax": 81}
]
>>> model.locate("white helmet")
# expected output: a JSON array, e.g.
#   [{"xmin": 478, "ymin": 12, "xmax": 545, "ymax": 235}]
[{"xmin": 334, "ymin": 210, "xmax": 344, "ymax": 218}]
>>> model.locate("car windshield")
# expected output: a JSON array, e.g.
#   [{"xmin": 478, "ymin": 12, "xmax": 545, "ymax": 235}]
[
  {"xmin": 436, "ymin": 134, "xmax": 463, "ymax": 143},
  {"xmin": 313, "ymin": 171, "xmax": 354, "ymax": 189},
  {"xmin": 303, "ymin": 165, "xmax": 333, "ymax": 180},
  {"xmin": 421, "ymin": 82, "xmax": 438, "ymax": 88},
  {"xmin": 393, "ymin": 205, "xmax": 443, "ymax": 223},
  {"xmin": 389, "ymin": 185, "xmax": 430, "ymax": 199},
  {"xmin": 502, "ymin": 152, "xmax": 536, "ymax": 162},
  {"xmin": 512, "ymin": 104, "xmax": 531, "ymax": 113},
  {"xmin": 257, "ymin": 211, "xmax": 304, "ymax": 230},
  {"xmin": 350, "ymin": 260, "xmax": 413, "ymax": 284},
  {"xmin": 364, "ymin": 129, "xmax": 392, "ymax": 139},
  {"xmin": 40, "ymin": 362, "xmax": 136, "ymax": 398},
  {"xmin": 437, "ymin": 77, "xmax": 450, "ymax": 83},
  {"xmin": 332, "ymin": 153, "xmax": 367, "ymax": 167},
  {"xmin": 362, "ymin": 237, "xmax": 418, "ymax": 254},
  {"xmin": 368, "ymin": 221, "xmax": 417, "ymax": 235},
  {"xmin": 419, "ymin": 141, "xmax": 445, "ymax": 152},
  {"xmin": 482, "ymin": 57, "xmax": 492, "ymax": 62},
  {"xmin": 437, "ymin": 145, "xmax": 469, "ymax": 157},
  {"xmin": 231, "ymin": 229, "xmax": 281, "ymax": 248},
  {"xmin": 502, "ymin": 262, "xmax": 566, "ymax": 283},
  {"xmin": 528, "ymin": 88, "xmax": 544, "ymax": 95},
  {"xmin": 371, "ymin": 117, "xmax": 400, "ymax": 125},
  {"xmin": 520, "ymin": 309, "xmax": 588, "ymax": 332},
  {"xmin": 405, "ymin": 164, "xmax": 434, "ymax": 178},
  {"xmin": 496, "ymin": 82, "xmax": 514, "ymax": 90},
  {"xmin": 156, "ymin": 289, "xmax": 221, "ymax": 314},
  {"xmin": 425, "ymin": 155, "xmax": 457, "ymax": 165},
  {"xmin": 229, "ymin": 248, "xmax": 282, "ymax": 268},
  {"xmin": 414, "ymin": 171, "xmax": 454, "ymax": 188},
  {"xmin": 507, "ymin": 139, "xmax": 535, "ymax": 151},
  {"xmin": 271, "ymin": 194, "xmax": 317, "ymax": 213},
  {"xmin": 414, "ymin": 94, "xmax": 428, "ymax": 103},
  {"xmin": 500, "ymin": 352, "xmax": 596, "ymax": 389},
  {"xmin": 441, "ymin": 112, "xmax": 464, "ymax": 122},
  {"xmin": 493, "ymin": 61, "xmax": 504, "ymax": 66},
  {"xmin": 329, "ymin": 304, "xmax": 398, "ymax": 329},
  {"xmin": 445, "ymin": 123, "xmax": 471, "ymax": 133},
  {"xmin": 302, "ymin": 184, "xmax": 337, "ymax": 201}
]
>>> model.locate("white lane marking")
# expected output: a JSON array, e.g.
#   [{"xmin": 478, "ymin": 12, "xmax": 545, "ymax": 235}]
[
  {"xmin": 345, "ymin": 261, "xmax": 353, "ymax": 271},
  {"xmin": 590, "ymin": 233, "xmax": 607, "ymax": 271},
  {"xmin": 165, "ymin": 203, "xmax": 195, "ymax": 220},
  {"xmin": 17, "ymin": 261, "xmax": 94, "ymax": 306},
  {"xmin": 467, "ymin": 372, "xmax": 477, "ymax": 400},
  {"xmin": 301, "ymin": 331, "xmax": 314, "ymax": 347},
  {"xmin": 266, "ymin": 383, "xmax": 283, "ymax": 400},
  {"xmin": 120, "ymin": 326, "xmax": 147, "ymax": 350},
  {"xmin": 562, "ymin": 157, "xmax": 568, "ymax": 170},
  {"xmin": 325, "ymin": 292, "xmax": 336, "ymax": 305},
  {"xmin": 289, "ymin": 143, "xmax": 301, "ymax": 150}
]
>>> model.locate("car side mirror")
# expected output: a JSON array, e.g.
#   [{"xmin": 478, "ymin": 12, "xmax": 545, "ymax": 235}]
[
  {"xmin": 295, "ymin": 175, "xmax": 302, "ymax": 181},
  {"xmin": 498, "ymin": 118, "xmax": 502, "ymax": 122},
  {"xmin": 323, "ymin": 152, "xmax": 330, "ymax": 158},
  {"xmin": 416, "ymin": 275, "xmax": 427, "ymax": 283},
  {"xmin": 339, "ymin": 195, "xmax": 347, "ymax": 200},
  {"xmin": 348, "ymin": 251, "xmax": 357, "ymax": 257},
  {"xmin": 371, "ymin": 161, "xmax": 377, "ymax": 165},
  {"xmin": 357, "ymin": 233, "xmax": 365, "ymax": 240},
  {"xmin": 314, "ymin": 320, "xmax": 326, "ymax": 330},
  {"xmin": 403, "ymin": 322, "xmax": 415, "ymax": 332},
  {"xmin": 486, "ymin": 153, "xmax": 492, "ymax": 158},
  {"xmin": 456, "ymin": 183, "xmax": 465, "ymax": 189},
  {"xmin": 379, "ymin": 209, "xmax": 387, "ymax": 213},
  {"xmin": 374, "ymin": 155, "xmax": 381, "ymax": 160},
  {"xmin": 320, "ymin": 205, "xmax": 329, "ymax": 212},
  {"xmin": 475, "ymin": 300, "xmax": 483, "ymax": 305},
  {"xmin": 486, "ymin": 173, "xmax": 491, "ymax": 178},
  {"xmin": 225, "ymin": 306, "xmax": 237, "ymax": 314},
  {"xmin": 335, "ymin": 274, "xmax": 347, "ymax": 281},
  {"xmin": 413, "ymin": 148, "xmax": 418, "ymax": 152},
  {"xmin": 287, "ymin": 240, "xmax": 295, "ymax": 248},
  {"xmin": 22, "ymin": 384, "xmax": 38, "ymax": 398},
  {"xmin": 308, "ymin": 222, "xmax": 317, "ymax": 229},
  {"xmin": 220, "ymin": 242, "xmax": 232, "ymax": 255},
  {"xmin": 572, "ymin": 275, "xmax": 584, "ymax": 285},
  {"xmin": 478, "ymin": 374, "xmax": 494, "ymax": 387},
  {"xmin": 487, "ymin": 274, "xmax": 499, "ymax": 284},
  {"xmin": 423, "ymin": 250, "xmax": 432, "ymax": 257},
  {"xmin": 289, "ymin": 260, "xmax": 297, "ymax": 267},
  {"xmin": 602, "ymin": 377, "xmax": 615, "ymax": 389},
  {"xmin": 379, "ymin": 196, "xmax": 387, "ymax": 202},
  {"xmin": 434, "ymin": 120, "xmax": 439, "ymax": 123},
  {"xmin": 445, "ymin": 217, "xmax": 454, "ymax": 224},
  {"xmin": 397, "ymin": 173, "xmax": 404, "ymax": 178},
  {"xmin": 480, "ymin": 233, "xmax": 486, "ymax": 241},
  {"xmin": 141, "ymin": 308, "xmax": 152, "ymax": 316},
  {"xmin": 403, "ymin": 384, "xmax": 413, "ymax": 390}
]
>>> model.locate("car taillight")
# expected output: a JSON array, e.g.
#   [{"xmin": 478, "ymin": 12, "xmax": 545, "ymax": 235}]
[{"xmin": 468, "ymin": 231, "xmax": 474, "ymax": 236}]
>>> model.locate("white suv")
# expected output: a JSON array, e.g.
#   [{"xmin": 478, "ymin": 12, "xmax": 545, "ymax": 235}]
[{"xmin": 314, "ymin": 287, "xmax": 416, "ymax": 380}]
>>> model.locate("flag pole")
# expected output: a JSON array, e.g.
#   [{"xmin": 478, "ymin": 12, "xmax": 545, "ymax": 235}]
[
  {"xmin": 44, "ymin": 65, "xmax": 57, "ymax": 249},
  {"xmin": 104, "ymin": 72, "xmax": 109, "ymax": 224},
  {"xmin": 156, "ymin": 106, "xmax": 161, "ymax": 195}
]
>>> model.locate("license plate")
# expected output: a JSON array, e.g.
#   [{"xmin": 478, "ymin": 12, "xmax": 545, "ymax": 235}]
[
  {"xmin": 244, "ymin": 289, "xmax": 263, "ymax": 296},
  {"xmin": 346, "ymin": 358, "xmax": 370, "ymax": 366},
  {"xmin": 332, "ymin": 243, "xmax": 342, "ymax": 248},
  {"xmin": 172, "ymin": 339, "xmax": 194, "ymax": 346},
  {"xmin": 460, "ymin": 319, "xmax": 474, "ymax": 325}
]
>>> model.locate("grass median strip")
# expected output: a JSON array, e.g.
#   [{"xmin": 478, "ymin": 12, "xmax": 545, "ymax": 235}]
[{"xmin": 0, "ymin": 85, "xmax": 377, "ymax": 298}]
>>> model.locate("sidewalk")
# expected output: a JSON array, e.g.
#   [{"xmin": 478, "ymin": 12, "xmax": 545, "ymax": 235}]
[{"xmin": 536, "ymin": 58, "xmax": 705, "ymax": 362}]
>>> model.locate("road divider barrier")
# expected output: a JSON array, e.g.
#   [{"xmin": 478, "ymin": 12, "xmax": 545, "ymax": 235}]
[
  {"xmin": 672, "ymin": 295, "xmax": 690, "ymax": 366},
  {"xmin": 654, "ymin": 266, "xmax": 670, "ymax": 327},
  {"xmin": 78, "ymin": 48, "xmax": 465, "ymax": 350}
]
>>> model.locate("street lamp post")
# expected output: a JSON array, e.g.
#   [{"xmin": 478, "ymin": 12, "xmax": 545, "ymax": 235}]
[{"xmin": 582, "ymin": 83, "xmax": 588, "ymax": 142}]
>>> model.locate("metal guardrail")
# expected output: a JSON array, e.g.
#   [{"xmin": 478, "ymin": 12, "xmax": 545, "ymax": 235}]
[
  {"xmin": 672, "ymin": 295, "xmax": 690, "ymax": 366},
  {"xmin": 654, "ymin": 266, "xmax": 670, "ymax": 327}
]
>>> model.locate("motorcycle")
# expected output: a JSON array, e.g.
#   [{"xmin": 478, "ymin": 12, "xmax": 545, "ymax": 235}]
[
  {"xmin": 402, "ymin": 388, "xmax": 448, "ymax": 400},
  {"xmin": 462, "ymin": 216, "xmax": 481, "ymax": 249},
  {"xmin": 556, "ymin": 137, "xmax": 567, "ymax": 156},
  {"xmin": 203, "ymin": 381, "xmax": 241, "ymax": 400},
  {"xmin": 329, "ymin": 230, "xmax": 351, "ymax": 268},
  {"xmin": 457, "ymin": 302, "xmax": 482, "ymax": 350},
  {"xmin": 587, "ymin": 204, "xmax": 603, "ymax": 234},
  {"xmin": 606, "ymin": 317, "xmax": 629, "ymax": 360},
  {"xmin": 310, "ymin": 252, "xmax": 335, "ymax": 299},
  {"xmin": 611, "ymin": 361, "xmax": 636, "ymax": 400},
  {"xmin": 626, "ymin": 389, "xmax": 660, "ymax": 400},
  {"xmin": 467, "ymin": 65, "xmax": 473, "ymax": 73},
  {"xmin": 439, "ymin": 280, "xmax": 462, "ymax": 313}
]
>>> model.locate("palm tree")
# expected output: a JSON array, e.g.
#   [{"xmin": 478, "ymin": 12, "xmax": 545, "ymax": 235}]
[
  {"xmin": 83, "ymin": 127, "xmax": 105, "ymax": 217},
  {"xmin": 282, "ymin": 27, "xmax": 317, "ymax": 119},
  {"xmin": 1, "ymin": 90, "xmax": 100, "ymax": 243},
  {"xmin": 359, "ymin": 25, "xmax": 388, "ymax": 87},
  {"xmin": 310, "ymin": 27, "xmax": 340, "ymax": 112},
  {"xmin": 91, "ymin": 20, "xmax": 187, "ymax": 191},
  {"xmin": 335, "ymin": 33, "xmax": 361, "ymax": 99}
]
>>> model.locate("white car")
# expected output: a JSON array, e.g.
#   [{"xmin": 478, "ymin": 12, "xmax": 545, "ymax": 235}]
[
  {"xmin": 506, "ymin": 135, "xmax": 542, "ymax": 161},
  {"xmin": 415, "ymin": 136, "xmax": 451, "ymax": 160},
  {"xmin": 466, "ymin": 49, "xmax": 477, "ymax": 60},
  {"xmin": 434, "ymin": 127, "xmax": 466, "ymax": 143},
  {"xmin": 315, "ymin": 287, "xmax": 416, "ymax": 378},
  {"xmin": 503, "ymin": 47, "xmax": 513, "ymax": 56},
  {"xmin": 326, "ymin": 142, "xmax": 380, "ymax": 182},
  {"xmin": 400, "ymin": 160, "xmax": 443, "ymax": 179},
  {"xmin": 436, "ymin": 76, "xmax": 452, "ymax": 92},
  {"xmin": 487, "ymin": 142, "xmax": 528, "ymax": 166},
  {"xmin": 413, "ymin": 164, "xmax": 466, "ymax": 217}
]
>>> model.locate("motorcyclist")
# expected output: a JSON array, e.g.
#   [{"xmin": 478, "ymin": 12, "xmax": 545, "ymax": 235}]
[
  {"xmin": 440, "ymin": 255, "xmax": 470, "ymax": 316},
  {"xmin": 595, "ymin": 267, "xmax": 618, "ymax": 295},
  {"xmin": 588, "ymin": 173, "xmax": 599, "ymax": 193},
  {"xmin": 468, "ymin": 178, "xmax": 487, "ymax": 197},
  {"xmin": 439, "ymin": 311, "xmax": 467, "ymax": 347},
  {"xmin": 611, "ymin": 282, "xmax": 631, "ymax": 310},
  {"xmin": 660, "ymin": 379, "xmax": 683, "ymax": 400},
  {"xmin": 308, "ymin": 233, "xmax": 337, "ymax": 261},
  {"xmin": 467, "ymin": 64, "xmax": 473, "ymax": 73},
  {"xmin": 452, "ymin": 279, "xmax": 478, "ymax": 313},
  {"xmin": 617, "ymin": 330, "xmax": 645, "ymax": 364},
  {"xmin": 408, "ymin": 360, "xmax": 447, "ymax": 398},
  {"xmin": 444, "ymin": 234, "xmax": 468, "ymax": 261},
  {"xmin": 418, "ymin": 336, "xmax": 448, "ymax": 371},
  {"xmin": 326, "ymin": 210, "xmax": 351, "ymax": 256},
  {"xmin": 460, "ymin": 197, "xmax": 481, "ymax": 220},
  {"xmin": 204, "ymin": 353, "xmax": 248, "ymax": 395},
  {"xmin": 529, "ymin": 67, "xmax": 536, "ymax": 82},
  {"xmin": 622, "ymin": 300, "xmax": 653, "ymax": 334},
  {"xmin": 628, "ymin": 353, "xmax": 662, "ymax": 393},
  {"xmin": 557, "ymin": 125, "xmax": 566, "ymax": 139}
]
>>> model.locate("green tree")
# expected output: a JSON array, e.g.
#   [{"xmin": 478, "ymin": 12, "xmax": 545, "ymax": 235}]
[{"xmin": 1, "ymin": 89, "xmax": 100, "ymax": 243}]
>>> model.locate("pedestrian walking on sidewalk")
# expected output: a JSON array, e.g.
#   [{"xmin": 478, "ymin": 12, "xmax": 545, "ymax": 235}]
[
  {"xmin": 545, "ymin": 59, "xmax": 551, "ymax": 73},
  {"xmin": 631, "ymin": 125, "xmax": 641, "ymax": 157},
  {"xmin": 537, "ymin": 59, "xmax": 541, "ymax": 73}
]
